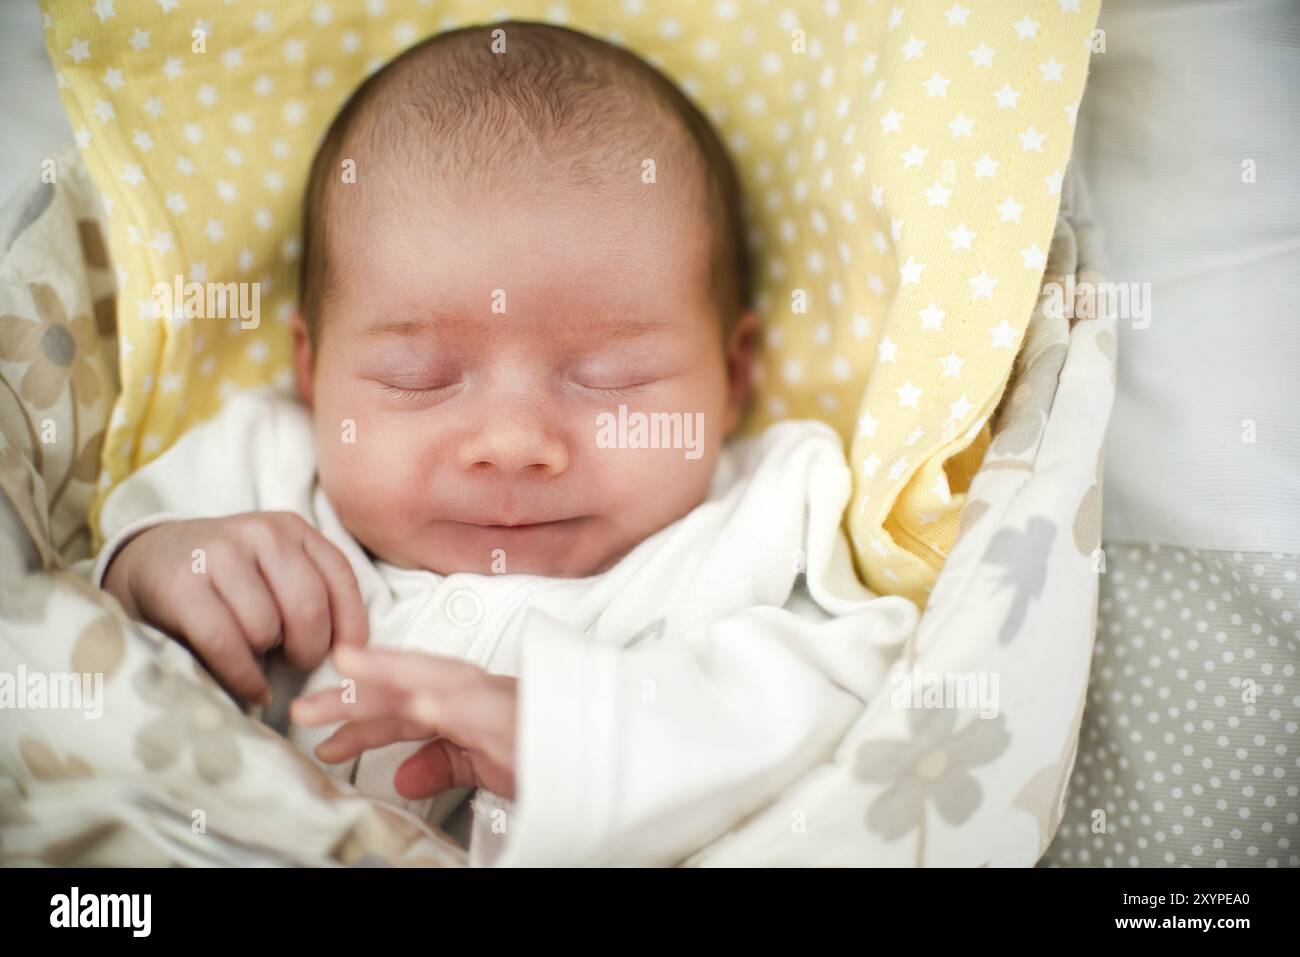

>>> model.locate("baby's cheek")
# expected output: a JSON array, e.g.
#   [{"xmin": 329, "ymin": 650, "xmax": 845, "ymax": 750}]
[
  {"xmin": 315, "ymin": 412, "xmax": 417, "ymax": 528},
  {"xmin": 601, "ymin": 442, "xmax": 716, "ymax": 527}
]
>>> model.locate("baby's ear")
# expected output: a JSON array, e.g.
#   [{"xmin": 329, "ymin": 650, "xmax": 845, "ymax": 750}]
[
  {"xmin": 723, "ymin": 309, "xmax": 759, "ymax": 434},
  {"xmin": 291, "ymin": 310, "xmax": 315, "ymax": 409}
]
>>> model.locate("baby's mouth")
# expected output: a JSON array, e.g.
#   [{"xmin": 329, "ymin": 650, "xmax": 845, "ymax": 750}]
[{"xmin": 452, "ymin": 516, "xmax": 583, "ymax": 530}]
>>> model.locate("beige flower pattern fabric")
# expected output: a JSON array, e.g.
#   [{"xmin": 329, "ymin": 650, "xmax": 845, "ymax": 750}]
[
  {"xmin": 0, "ymin": 283, "xmax": 102, "ymax": 410},
  {"xmin": 0, "ymin": 154, "xmax": 117, "ymax": 563},
  {"xmin": 854, "ymin": 707, "xmax": 1010, "ymax": 864}
]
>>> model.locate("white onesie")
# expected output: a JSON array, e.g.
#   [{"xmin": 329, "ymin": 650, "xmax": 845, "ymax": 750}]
[{"xmin": 91, "ymin": 388, "xmax": 917, "ymax": 866}]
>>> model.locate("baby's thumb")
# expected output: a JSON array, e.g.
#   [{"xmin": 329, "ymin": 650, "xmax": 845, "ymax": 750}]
[{"xmin": 394, "ymin": 739, "xmax": 477, "ymax": 799}]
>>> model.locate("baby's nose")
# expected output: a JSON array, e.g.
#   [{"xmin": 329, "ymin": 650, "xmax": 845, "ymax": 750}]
[{"xmin": 457, "ymin": 419, "xmax": 569, "ymax": 477}]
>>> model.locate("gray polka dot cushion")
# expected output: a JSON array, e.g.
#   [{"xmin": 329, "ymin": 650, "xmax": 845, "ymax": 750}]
[{"xmin": 1043, "ymin": 543, "xmax": 1300, "ymax": 867}]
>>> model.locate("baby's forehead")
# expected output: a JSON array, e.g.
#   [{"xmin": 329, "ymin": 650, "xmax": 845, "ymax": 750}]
[
  {"xmin": 335, "ymin": 166, "xmax": 717, "ymax": 322},
  {"xmin": 347, "ymin": 86, "xmax": 702, "ymax": 205},
  {"xmin": 328, "ymin": 103, "xmax": 713, "ymax": 277}
]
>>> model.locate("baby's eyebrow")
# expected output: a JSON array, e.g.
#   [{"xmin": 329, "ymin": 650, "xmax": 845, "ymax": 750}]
[
  {"xmin": 358, "ymin": 313, "xmax": 459, "ymax": 339},
  {"xmin": 358, "ymin": 312, "xmax": 675, "ymax": 340},
  {"xmin": 577, "ymin": 316, "xmax": 676, "ymax": 339}
]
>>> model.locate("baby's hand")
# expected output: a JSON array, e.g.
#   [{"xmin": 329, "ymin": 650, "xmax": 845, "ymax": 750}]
[
  {"xmin": 291, "ymin": 646, "xmax": 517, "ymax": 800},
  {"xmin": 102, "ymin": 512, "xmax": 369, "ymax": 703}
]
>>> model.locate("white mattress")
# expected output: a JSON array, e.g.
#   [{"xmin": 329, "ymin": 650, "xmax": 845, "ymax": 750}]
[
  {"xmin": 1076, "ymin": 0, "xmax": 1300, "ymax": 552},
  {"xmin": 0, "ymin": 3, "xmax": 73, "ymax": 207}
]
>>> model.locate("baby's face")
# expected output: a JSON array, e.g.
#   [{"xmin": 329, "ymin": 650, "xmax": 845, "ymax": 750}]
[{"xmin": 296, "ymin": 178, "xmax": 750, "ymax": 577}]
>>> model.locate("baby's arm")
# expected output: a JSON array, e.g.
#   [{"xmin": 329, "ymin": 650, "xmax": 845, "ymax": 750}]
[{"xmin": 493, "ymin": 595, "xmax": 917, "ymax": 867}]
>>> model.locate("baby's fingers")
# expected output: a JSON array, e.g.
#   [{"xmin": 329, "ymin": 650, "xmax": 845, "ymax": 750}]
[
  {"xmin": 332, "ymin": 646, "xmax": 481, "ymax": 695},
  {"xmin": 181, "ymin": 586, "xmax": 271, "ymax": 703},
  {"xmin": 302, "ymin": 529, "xmax": 369, "ymax": 649},
  {"xmin": 314, "ymin": 716, "xmax": 427, "ymax": 764},
  {"xmin": 255, "ymin": 533, "xmax": 333, "ymax": 670},
  {"xmin": 290, "ymin": 685, "xmax": 358, "ymax": 726},
  {"xmin": 394, "ymin": 740, "xmax": 478, "ymax": 799},
  {"xmin": 329, "ymin": 647, "xmax": 515, "ymax": 751},
  {"xmin": 207, "ymin": 548, "xmax": 282, "ymax": 654},
  {"xmin": 290, "ymin": 675, "xmax": 422, "ymax": 726}
]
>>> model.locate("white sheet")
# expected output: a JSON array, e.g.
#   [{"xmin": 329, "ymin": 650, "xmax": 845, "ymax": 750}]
[
  {"xmin": 0, "ymin": 3, "xmax": 73, "ymax": 206},
  {"xmin": 1076, "ymin": 0, "xmax": 1300, "ymax": 553}
]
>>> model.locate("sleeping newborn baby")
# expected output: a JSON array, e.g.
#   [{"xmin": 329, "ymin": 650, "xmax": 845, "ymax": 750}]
[{"xmin": 92, "ymin": 21, "xmax": 917, "ymax": 866}]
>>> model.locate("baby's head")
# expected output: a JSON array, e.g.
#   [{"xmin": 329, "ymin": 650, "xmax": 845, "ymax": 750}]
[{"xmin": 295, "ymin": 21, "xmax": 755, "ymax": 578}]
